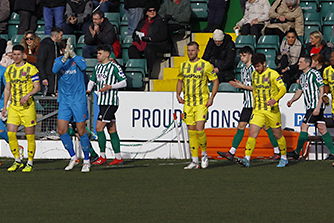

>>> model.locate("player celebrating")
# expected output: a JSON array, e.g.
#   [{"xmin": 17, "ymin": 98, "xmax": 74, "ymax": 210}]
[
  {"xmin": 287, "ymin": 56, "xmax": 334, "ymax": 160},
  {"xmin": 52, "ymin": 39, "xmax": 93, "ymax": 172},
  {"xmin": 87, "ymin": 45, "xmax": 127, "ymax": 165},
  {"xmin": 177, "ymin": 41, "xmax": 219, "ymax": 169},
  {"xmin": 2, "ymin": 45, "xmax": 40, "ymax": 172},
  {"xmin": 217, "ymin": 46, "xmax": 280, "ymax": 161},
  {"xmin": 236, "ymin": 53, "xmax": 288, "ymax": 168}
]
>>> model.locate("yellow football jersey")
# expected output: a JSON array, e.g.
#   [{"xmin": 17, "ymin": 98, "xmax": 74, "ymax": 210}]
[
  {"xmin": 252, "ymin": 68, "xmax": 285, "ymax": 111},
  {"xmin": 178, "ymin": 59, "xmax": 217, "ymax": 106},
  {"xmin": 323, "ymin": 65, "xmax": 334, "ymax": 92},
  {"xmin": 5, "ymin": 62, "xmax": 39, "ymax": 107}
]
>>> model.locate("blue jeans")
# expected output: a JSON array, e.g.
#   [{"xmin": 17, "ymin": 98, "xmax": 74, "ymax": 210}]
[
  {"xmin": 92, "ymin": 0, "xmax": 112, "ymax": 13},
  {"xmin": 43, "ymin": 6, "xmax": 65, "ymax": 35},
  {"xmin": 126, "ymin": 8, "xmax": 144, "ymax": 35}
]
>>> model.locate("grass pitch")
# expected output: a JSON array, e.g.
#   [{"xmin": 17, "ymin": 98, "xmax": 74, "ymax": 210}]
[{"xmin": 0, "ymin": 159, "xmax": 333, "ymax": 223}]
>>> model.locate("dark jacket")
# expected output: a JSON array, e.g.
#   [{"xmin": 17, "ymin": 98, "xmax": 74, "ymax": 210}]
[
  {"xmin": 304, "ymin": 41, "xmax": 332, "ymax": 64},
  {"xmin": 36, "ymin": 37, "xmax": 62, "ymax": 94},
  {"xmin": 124, "ymin": 0, "xmax": 147, "ymax": 9},
  {"xmin": 159, "ymin": 0, "xmax": 191, "ymax": 24},
  {"xmin": 202, "ymin": 34, "xmax": 236, "ymax": 82},
  {"xmin": 84, "ymin": 18, "xmax": 116, "ymax": 46},
  {"xmin": 65, "ymin": 0, "xmax": 92, "ymax": 24},
  {"xmin": 132, "ymin": 15, "xmax": 170, "ymax": 50},
  {"xmin": 41, "ymin": 0, "xmax": 66, "ymax": 8},
  {"xmin": 14, "ymin": 0, "xmax": 37, "ymax": 12}
]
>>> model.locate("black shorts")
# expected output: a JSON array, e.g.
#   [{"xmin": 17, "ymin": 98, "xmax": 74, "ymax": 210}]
[
  {"xmin": 239, "ymin": 107, "xmax": 253, "ymax": 123},
  {"xmin": 303, "ymin": 109, "xmax": 325, "ymax": 125},
  {"xmin": 98, "ymin": 105, "xmax": 118, "ymax": 123}
]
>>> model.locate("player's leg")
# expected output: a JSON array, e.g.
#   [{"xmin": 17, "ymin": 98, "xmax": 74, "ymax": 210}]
[
  {"xmin": 317, "ymin": 122, "xmax": 334, "ymax": 160},
  {"xmin": 76, "ymin": 121, "xmax": 91, "ymax": 172},
  {"xmin": 107, "ymin": 121, "xmax": 124, "ymax": 165},
  {"xmin": 195, "ymin": 120, "xmax": 208, "ymax": 168},
  {"xmin": 264, "ymin": 127, "xmax": 280, "ymax": 158},
  {"xmin": 58, "ymin": 119, "xmax": 77, "ymax": 159},
  {"xmin": 22, "ymin": 125, "xmax": 36, "ymax": 172}
]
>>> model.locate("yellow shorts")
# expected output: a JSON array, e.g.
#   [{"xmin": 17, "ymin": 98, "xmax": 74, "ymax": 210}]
[
  {"xmin": 249, "ymin": 109, "xmax": 282, "ymax": 129},
  {"xmin": 7, "ymin": 102, "xmax": 37, "ymax": 127},
  {"xmin": 183, "ymin": 104, "xmax": 208, "ymax": 126}
]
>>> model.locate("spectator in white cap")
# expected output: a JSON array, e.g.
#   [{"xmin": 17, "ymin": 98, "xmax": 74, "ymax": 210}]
[
  {"xmin": 0, "ymin": 41, "xmax": 14, "ymax": 67},
  {"xmin": 203, "ymin": 29, "xmax": 236, "ymax": 83}
]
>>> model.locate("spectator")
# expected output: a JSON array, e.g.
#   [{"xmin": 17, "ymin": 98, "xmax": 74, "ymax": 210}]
[
  {"xmin": 128, "ymin": 6, "xmax": 170, "ymax": 78},
  {"xmin": 14, "ymin": 0, "xmax": 39, "ymax": 34},
  {"xmin": 204, "ymin": 0, "xmax": 229, "ymax": 32},
  {"xmin": 83, "ymin": 11, "xmax": 116, "ymax": 58},
  {"xmin": 0, "ymin": 38, "xmax": 7, "ymax": 60},
  {"xmin": 92, "ymin": 0, "xmax": 120, "ymax": 13},
  {"xmin": 20, "ymin": 31, "xmax": 40, "ymax": 65},
  {"xmin": 276, "ymin": 28, "xmax": 302, "ymax": 89},
  {"xmin": 311, "ymin": 54, "xmax": 326, "ymax": 76},
  {"xmin": 0, "ymin": 41, "xmax": 13, "ymax": 67},
  {"xmin": 63, "ymin": 0, "xmax": 93, "ymax": 35},
  {"xmin": 41, "ymin": 0, "xmax": 66, "ymax": 35},
  {"xmin": 234, "ymin": 0, "xmax": 270, "ymax": 40},
  {"xmin": 304, "ymin": 31, "xmax": 332, "ymax": 63},
  {"xmin": 264, "ymin": 0, "xmax": 304, "ymax": 41},
  {"xmin": 202, "ymin": 29, "xmax": 236, "ymax": 83},
  {"xmin": 124, "ymin": 0, "xmax": 146, "ymax": 35},
  {"xmin": 0, "ymin": 0, "xmax": 10, "ymax": 34},
  {"xmin": 37, "ymin": 27, "xmax": 64, "ymax": 95}
]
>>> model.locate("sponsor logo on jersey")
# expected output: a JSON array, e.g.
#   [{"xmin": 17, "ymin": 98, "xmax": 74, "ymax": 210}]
[
  {"xmin": 263, "ymin": 77, "xmax": 269, "ymax": 82},
  {"xmin": 22, "ymin": 72, "xmax": 27, "ymax": 76}
]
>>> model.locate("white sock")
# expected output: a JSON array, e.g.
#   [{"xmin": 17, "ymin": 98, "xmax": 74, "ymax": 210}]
[
  {"xmin": 245, "ymin": 155, "xmax": 250, "ymax": 161},
  {"xmin": 229, "ymin": 147, "xmax": 236, "ymax": 155},
  {"xmin": 15, "ymin": 158, "xmax": 21, "ymax": 163},
  {"xmin": 83, "ymin": 159, "xmax": 90, "ymax": 164},
  {"xmin": 273, "ymin": 147, "xmax": 280, "ymax": 154},
  {"xmin": 201, "ymin": 151, "xmax": 207, "ymax": 156},
  {"xmin": 71, "ymin": 155, "xmax": 77, "ymax": 161},
  {"xmin": 100, "ymin": 152, "xmax": 106, "ymax": 158},
  {"xmin": 27, "ymin": 160, "xmax": 33, "ymax": 166},
  {"xmin": 281, "ymin": 155, "xmax": 287, "ymax": 160},
  {"xmin": 192, "ymin": 157, "xmax": 199, "ymax": 163},
  {"xmin": 115, "ymin": 153, "xmax": 122, "ymax": 160}
]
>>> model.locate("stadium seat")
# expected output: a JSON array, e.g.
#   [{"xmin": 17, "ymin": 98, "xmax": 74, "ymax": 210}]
[
  {"xmin": 120, "ymin": 25, "xmax": 129, "ymax": 41},
  {"xmin": 125, "ymin": 59, "xmax": 147, "ymax": 74},
  {"xmin": 85, "ymin": 58, "xmax": 98, "ymax": 74},
  {"xmin": 323, "ymin": 25, "xmax": 334, "ymax": 42},
  {"xmin": 35, "ymin": 25, "xmax": 45, "ymax": 35},
  {"xmin": 304, "ymin": 12, "xmax": 321, "ymax": 26},
  {"xmin": 191, "ymin": 3, "xmax": 208, "ymax": 19},
  {"xmin": 209, "ymin": 82, "xmax": 237, "ymax": 92},
  {"xmin": 115, "ymin": 58, "xmax": 123, "ymax": 66},
  {"xmin": 125, "ymin": 71, "xmax": 145, "ymax": 89},
  {"xmin": 303, "ymin": 25, "xmax": 321, "ymax": 43},
  {"xmin": 122, "ymin": 35, "xmax": 133, "ymax": 48},
  {"xmin": 289, "ymin": 83, "xmax": 299, "ymax": 93},
  {"xmin": 0, "ymin": 34, "xmax": 8, "ymax": 40},
  {"xmin": 235, "ymin": 61, "xmax": 245, "ymax": 74},
  {"xmin": 320, "ymin": 1, "xmax": 334, "ymax": 19},
  {"xmin": 120, "ymin": 3, "xmax": 125, "ymax": 17},
  {"xmin": 8, "ymin": 13, "xmax": 20, "ymax": 39},
  {"xmin": 323, "ymin": 12, "xmax": 334, "ymax": 25},
  {"xmin": 256, "ymin": 48, "xmax": 277, "ymax": 61},
  {"xmin": 105, "ymin": 12, "xmax": 120, "ymax": 30},
  {"xmin": 11, "ymin": 35, "xmax": 23, "ymax": 45},
  {"xmin": 266, "ymin": 59, "xmax": 277, "ymax": 69},
  {"xmin": 76, "ymin": 35, "xmax": 85, "ymax": 56},
  {"xmin": 256, "ymin": 35, "xmax": 280, "ymax": 51},
  {"xmin": 235, "ymin": 35, "xmax": 256, "ymax": 50},
  {"xmin": 121, "ymin": 14, "xmax": 128, "ymax": 26},
  {"xmin": 63, "ymin": 34, "xmax": 77, "ymax": 47},
  {"xmin": 300, "ymin": 1, "xmax": 319, "ymax": 12}
]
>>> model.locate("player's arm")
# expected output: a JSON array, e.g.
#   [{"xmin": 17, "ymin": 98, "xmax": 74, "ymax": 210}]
[
  {"xmin": 20, "ymin": 75, "xmax": 41, "ymax": 105},
  {"xmin": 74, "ymin": 56, "xmax": 87, "ymax": 71},
  {"xmin": 229, "ymin": 79, "xmax": 253, "ymax": 91},
  {"xmin": 267, "ymin": 75, "xmax": 287, "ymax": 107},
  {"xmin": 207, "ymin": 78, "xmax": 219, "ymax": 107},
  {"xmin": 2, "ymin": 81, "xmax": 11, "ymax": 116},
  {"xmin": 313, "ymin": 72, "xmax": 325, "ymax": 115},
  {"xmin": 287, "ymin": 89, "xmax": 303, "ymax": 107},
  {"xmin": 52, "ymin": 57, "xmax": 65, "ymax": 74},
  {"xmin": 99, "ymin": 65, "xmax": 127, "ymax": 92},
  {"xmin": 87, "ymin": 68, "xmax": 97, "ymax": 94},
  {"xmin": 176, "ymin": 65, "xmax": 185, "ymax": 104}
]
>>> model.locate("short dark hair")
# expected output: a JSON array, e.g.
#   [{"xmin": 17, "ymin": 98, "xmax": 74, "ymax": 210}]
[
  {"xmin": 300, "ymin": 55, "xmax": 312, "ymax": 65},
  {"xmin": 12, "ymin": 44, "xmax": 25, "ymax": 53},
  {"xmin": 285, "ymin": 27, "xmax": 298, "ymax": 37},
  {"xmin": 239, "ymin": 46, "xmax": 253, "ymax": 55},
  {"xmin": 51, "ymin": 27, "xmax": 63, "ymax": 34},
  {"xmin": 187, "ymin": 41, "xmax": 199, "ymax": 49},
  {"xmin": 93, "ymin": 10, "xmax": 104, "ymax": 18},
  {"xmin": 251, "ymin": 53, "xmax": 266, "ymax": 65},
  {"xmin": 58, "ymin": 39, "xmax": 67, "ymax": 50},
  {"xmin": 97, "ymin": 44, "xmax": 112, "ymax": 53}
]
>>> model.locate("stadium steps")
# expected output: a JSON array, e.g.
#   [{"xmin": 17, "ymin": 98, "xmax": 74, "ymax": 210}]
[{"xmin": 151, "ymin": 79, "xmax": 178, "ymax": 91}]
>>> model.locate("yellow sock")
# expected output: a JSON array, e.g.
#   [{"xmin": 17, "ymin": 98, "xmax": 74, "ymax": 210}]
[
  {"xmin": 26, "ymin": 134, "xmax": 36, "ymax": 163},
  {"xmin": 197, "ymin": 130, "xmax": 207, "ymax": 153},
  {"xmin": 245, "ymin": 137, "xmax": 256, "ymax": 157},
  {"xmin": 8, "ymin": 131, "xmax": 20, "ymax": 159},
  {"xmin": 188, "ymin": 130, "xmax": 199, "ymax": 158},
  {"xmin": 277, "ymin": 136, "xmax": 287, "ymax": 156}
]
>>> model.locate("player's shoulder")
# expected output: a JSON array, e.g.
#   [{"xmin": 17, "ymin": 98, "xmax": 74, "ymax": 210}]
[
  {"xmin": 323, "ymin": 65, "xmax": 332, "ymax": 73},
  {"xmin": 25, "ymin": 62, "xmax": 38, "ymax": 70},
  {"xmin": 110, "ymin": 60, "xmax": 123, "ymax": 71}
]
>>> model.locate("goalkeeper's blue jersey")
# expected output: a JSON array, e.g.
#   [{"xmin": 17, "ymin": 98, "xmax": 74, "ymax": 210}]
[
  {"xmin": 0, "ymin": 65, "xmax": 6, "ymax": 108},
  {"xmin": 53, "ymin": 56, "xmax": 87, "ymax": 104}
]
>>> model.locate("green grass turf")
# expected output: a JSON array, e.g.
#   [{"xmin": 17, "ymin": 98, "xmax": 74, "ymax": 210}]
[{"xmin": 0, "ymin": 159, "xmax": 333, "ymax": 223}]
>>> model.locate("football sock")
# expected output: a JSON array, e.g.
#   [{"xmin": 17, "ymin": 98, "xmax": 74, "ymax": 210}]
[
  {"xmin": 197, "ymin": 130, "xmax": 207, "ymax": 153},
  {"xmin": 296, "ymin": 131, "xmax": 308, "ymax": 154},
  {"xmin": 97, "ymin": 131, "xmax": 106, "ymax": 153},
  {"xmin": 100, "ymin": 152, "xmax": 106, "ymax": 158},
  {"xmin": 229, "ymin": 147, "xmax": 236, "ymax": 155},
  {"xmin": 245, "ymin": 137, "xmax": 256, "ymax": 157},
  {"xmin": 109, "ymin": 132, "xmax": 121, "ymax": 154},
  {"xmin": 232, "ymin": 129, "xmax": 244, "ymax": 150},
  {"xmin": 0, "ymin": 130, "xmax": 9, "ymax": 143},
  {"xmin": 89, "ymin": 142, "xmax": 98, "ymax": 157},
  {"xmin": 26, "ymin": 134, "xmax": 36, "ymax": 163},
  {"xmin": 322, "ymin": 132, "xmax": 334, "ymax": 154},
  {"xmin": 60, "ymin": 133, "xmax": 75, "ymax": 157},
  {"xmin": 80, "ymin": 133, "xmax": 91, "ymax": 160},
  {"xmin": 266, "ymin": 128, "xmax": 279, "ymax": 148},
  {"xmin": 277, "ymin": 136, "xmax": 287, "ymax": 156},
  {"xmin": 8, "ymin": 131, "xmax": 20, "ymax": 161},
  {"xmin": 188, "ymin": 130, "xmax": 199, "ymax": 161},
  {"xmin": 273, "ymin": 147, "xmax": 280, "ymax": 154}
]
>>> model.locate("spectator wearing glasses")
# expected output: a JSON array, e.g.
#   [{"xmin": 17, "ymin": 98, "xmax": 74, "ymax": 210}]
[
  {"xmin": 304, "ymin": 31, "xmax": 332, "ymax": 64},
  {"xmin": 20, "ymin": 31, "xmax": 41, "ymax": 65}
]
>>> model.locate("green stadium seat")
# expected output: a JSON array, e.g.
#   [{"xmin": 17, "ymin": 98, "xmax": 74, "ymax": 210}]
[
  {"xmin": 121, "ymin": 14, "xmax": 128, "ymax": 26},
  {"xmin": 266, "ymin": 59, "xmax": 277, "ymax": 69},
  {"xmin": 235, "ymin": 35, "xmax": 256, "ymax": 50},
  {"xmin": 303, "ymin": 25, "xmax": 321, "ymax": 43},
  {"xmin": 35, "ymin": 24, "xmax": 45, "ymax": 35},
  {"xmin": 11, "ymin": 35, "xmax": 23, "ymax": 45},
  {"xmin": 0, "ymin": 34, "xmax": 8, "ymax": 40},
  {"xmin": 323, "ymin": 25, "xmax": 334, "ymax": 41},
  {"xmin": 8, "ymin": 24, "xmax": 18, "ymax": 39},
  {"xmin": 9, "ymin": 13, "xmax": 20, "ymax": 22},
  {"xmin": 300, "ymin": 1, "xmax": 318, "ymax": 12},
  {"xmin": 256, "ymin": 35, "xmax": 280, "ymax": 51},
  {"xmin": 320, "ymin": 1, "xmax": 334, "ymax": 19},
  {"xmin": 76, "ymin": 35, "xmax": 85, "ymax": 56},
  {"xmin": 120, "ymin": 3, "xmax": 125, "ymax": 17},
  {"xmin": 191, "ymin": 3, "xmax": 208, "ymax": 19},
  {"xmin": 235, "ymin": 61, "xmax": 245, "ymax": 73},
  {"xmin": 256, "ymin": 48, "xmax": 277, "ymax": 61},
  {"xmin": 125, "ymin": 71, "xmax": 145, "ymax": 89},
  {"xmin": 105, "ymin": 12, "xmax": 120, "ymax": 29},
  {"xmin": 288, "ymin": 83, "xmax": 299, "ymax": 93},
  {"xmin": 120, "ymin": 25, "xmax": 129, "ymax": 40},
  {"xmin": 122, "ymin": 48, "xmax": 129, "ymax": 62},
  {"xmin": 304, "ymin": 12, "xmax": 322, "ymax": 26},
  {"xmin": 323, "ymin": 12, "xmax": 334, "ymax": 25},
  {"xmin": 63, "ymin": 34, "xmax": 77, "ymax": 47},
  {"xmin": 209, "ymin": 82, "xmax": 237, "ymax": 92},
  {"xmin": 115, "ymin": 58, "xmax": 123, "ymax": 66},
  {"xmin": 85, "ymin": 58, "xmax": 98, "ymax": 74},
  {"xmin": 125, "ymin": 59, "xmax": 147, "ymax": 74}
]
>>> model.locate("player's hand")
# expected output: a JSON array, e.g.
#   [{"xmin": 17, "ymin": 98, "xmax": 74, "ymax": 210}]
[
  {"xmin": 20, "ymin": 94, "xmax": 30, "ymax": 105},
  {"xmin": 177, "ymin": 95, "xmax": 185, "ymax": 104},
  {"xmin": 206, "ymin": 97, "xmax": 214, "ymax": 107},
  {"xmin": 267, "ymin": 99, "xmax": 277, "ymax": 107},
  {"xmin": 1, "ymin": 108, "xmax": 7, "ymax": 119},
  {"xmin": 213, "ymin": 67, "xmax": 219, "ymax": 73},
  {"xmin": 229, "ymin": 79, "xmax": 243, "ymax": 89},
  {"xmin": 287, "ymin": 100, "xmax": 293, "ymax": 107},
  {"xmin": 99, "ymin": 84, "xmax": 112, "ymax": 92},
  {"xmin": 86, "ymin": 90, "xmax": 91, "ymax": 95},
  {"xmin": 312, "ymin": 108, "xmax": 320, "ymax": 116},
  {"xmin": 42, "ymin": 79, "xmax": 48, "ymax": 86}
]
